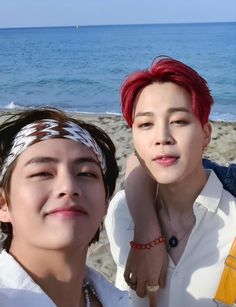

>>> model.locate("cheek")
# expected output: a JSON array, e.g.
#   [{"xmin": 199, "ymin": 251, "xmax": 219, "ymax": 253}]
[
  {"xmin": 10, "ymin": 187, "xmax": 38, "ymax": 206},
  {"xmin": 91, "ymin": 185, "xmax": 107, "ymax": 213},
  {"xmin": 178, "ymin": 126, "xmax": 204, "ymax": 145},
  {"xmin": 179, "ymin": 132, "xmax": 204, "ymax": 159},
  {"xmin": 8, "ymin": 184, "xmax": 45, "ymax": 224},
  {"xmin": 132, "ymin": 133, "xmax": 147, "ymax": 155}
]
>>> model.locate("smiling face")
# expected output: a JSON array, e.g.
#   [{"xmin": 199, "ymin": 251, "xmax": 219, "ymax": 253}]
[
  {"xmin": 0, "ymin": 138, "xmax": 107, "ymax": 252},
  {"xmin": 132, "ymin": 82, "xmax": 211, "ymax": 185}
]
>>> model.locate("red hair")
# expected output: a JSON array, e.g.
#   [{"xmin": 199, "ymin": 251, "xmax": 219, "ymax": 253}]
[{"xmin": 121, "ymin": 57, "xmax": 214, "ymax": 127}]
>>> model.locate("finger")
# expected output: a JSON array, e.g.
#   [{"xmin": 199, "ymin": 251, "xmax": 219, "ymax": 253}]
[
  {"xmin": 130, "ymin": 273, "xmax": 137, "ymax": 287},
  {"xmin": 158, "ymin": 263, "xmax": 166, "ymax": 288},
  {"xmin": 146, "ymin": 284, "xmax": 159, "ymax": 307},
  {"xmin": 145, "ymin": 277, "xmax": 159, "ymax": 295},
  {"xmin": 148, "ymin": 293, "xmax": 157, "ymax": 307},
  {"xmin": 129, "ymin": 282, "xmax": 137, "ymax": 291},
  {"xmin": 135, "ymin": 280, "xmax": 146, "ymax": 298},
  {"xmin": 124, "ymin": 268, "xmax": 138, "ymax": 290},
  {"xmin": 124, "ymin": 265, "xmax": 132, "ymax": 284}
]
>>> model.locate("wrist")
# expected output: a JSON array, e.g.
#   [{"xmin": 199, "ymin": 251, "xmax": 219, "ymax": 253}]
[
  {"xmin": 134, "ymin": 224, "xmax": 162, "ymax": 242},
  {"xmin": 130, "ymin": 235, "xmax": 166, "ymax": 250}
]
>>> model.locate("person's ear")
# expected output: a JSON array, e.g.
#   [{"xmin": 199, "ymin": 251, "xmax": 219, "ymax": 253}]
[
  {"xmin": 0, "ymin": 189, "xmax": 11, "ymax": 223},
  {"xmin": 202, "ymin": 122, "xmax": 212, "ymax": 149}
]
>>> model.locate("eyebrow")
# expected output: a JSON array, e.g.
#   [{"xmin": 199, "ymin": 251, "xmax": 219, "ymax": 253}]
[
  {"xmin": 24, "ymin": 156, "xmax": 100, "ymax": 168},
  {"xmin": 134, "ymin": 107, "xmax": 190, "ymax": 118}
]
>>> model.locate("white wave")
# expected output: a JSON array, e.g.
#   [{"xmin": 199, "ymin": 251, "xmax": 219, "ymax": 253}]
[
  {"xmin": 210, "ymin": 112, "xmax": 236, "ymax": 122},
  {"xmin": 3, "ymin": 101, "xmax": 22, "ymax": 110}
]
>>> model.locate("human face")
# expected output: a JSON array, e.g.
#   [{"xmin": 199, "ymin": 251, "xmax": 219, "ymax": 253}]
[
  {"xmin": 1, "ymin": 138, "xmax": 107, "ymax": 251},
  {"xmin": 132, "ymin": 82, "xmax": 211, "ymax": 185}
]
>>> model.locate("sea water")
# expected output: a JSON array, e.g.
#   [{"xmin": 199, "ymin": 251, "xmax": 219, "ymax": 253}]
[{"xmin": 0, "ymin": 22, "xmax": 235, "ymax": 121}]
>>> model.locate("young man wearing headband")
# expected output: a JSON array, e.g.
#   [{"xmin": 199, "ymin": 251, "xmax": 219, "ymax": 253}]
[{"xmin": 0, "ymin": 108, "xmax": 128, "ymax": 307}]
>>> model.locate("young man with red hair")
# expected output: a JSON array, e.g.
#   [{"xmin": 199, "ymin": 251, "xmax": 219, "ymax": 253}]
[{"xmin": 105, "ymin": 57, "xmax": 236, "ymax": 307}]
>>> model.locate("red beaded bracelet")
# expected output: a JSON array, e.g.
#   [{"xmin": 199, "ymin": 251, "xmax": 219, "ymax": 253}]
[{"xmin": 130, "ymin": 236, "xmax": 166, "ymax": 250}]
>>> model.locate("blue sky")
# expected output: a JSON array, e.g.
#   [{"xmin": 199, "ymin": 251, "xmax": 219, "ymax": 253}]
[{"xmin": 0, "ymin": 0, "xmax": 236, "ymax": 28}]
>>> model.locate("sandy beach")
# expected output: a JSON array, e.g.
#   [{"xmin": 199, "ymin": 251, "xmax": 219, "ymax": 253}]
[{"xmin": 0, "ymin": 111, "xmax": 235, "ymax": 285}]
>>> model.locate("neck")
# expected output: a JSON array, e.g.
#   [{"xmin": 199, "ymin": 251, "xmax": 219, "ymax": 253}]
[
  {"xmin": 9, "ymin": 244, "xmax": 88, "ymax": 307},
  {"xmin": 156, "ymin": 168, "xmax": 208, "ymax": 259},
  {"xmin": 158, "ymin": 167, "xmax": 208, "ymax": 215}
]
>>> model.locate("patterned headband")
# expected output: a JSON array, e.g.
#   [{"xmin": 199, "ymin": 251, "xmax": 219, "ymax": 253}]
[{"xmin": 0, "ymin": 119, "xmax": 106, "ymax": 183}]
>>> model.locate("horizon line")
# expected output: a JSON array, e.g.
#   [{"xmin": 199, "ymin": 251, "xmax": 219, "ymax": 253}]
[{"xmin": 0, "ymin": 20, "xmax": 236, "ymax": 30}]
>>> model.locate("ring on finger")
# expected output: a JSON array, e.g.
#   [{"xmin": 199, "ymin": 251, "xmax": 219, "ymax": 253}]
[{"xmin": 146, "ymin": 284, "xmax": 159, "ymax": 292}]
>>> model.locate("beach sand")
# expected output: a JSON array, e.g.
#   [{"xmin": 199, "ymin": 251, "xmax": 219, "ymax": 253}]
[{"xmin": 0, "ymin": 111, "xmax": 235, "ymax": 284}]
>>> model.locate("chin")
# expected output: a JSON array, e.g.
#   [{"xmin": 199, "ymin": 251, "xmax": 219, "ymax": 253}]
[
  {"xmin": 45, "ymin": 234, "xmax": 90, "ymax": 250},
  {"xmin": 156, "ymin": 179, "xmax": 176, "ymax": 185},
  {"xmin": 152, "ymin": 173, "xmax": 181, "ymax": 185},
  {"xmin": 50, "ymin": 241, "xmax": 89, "ymax": 251}
]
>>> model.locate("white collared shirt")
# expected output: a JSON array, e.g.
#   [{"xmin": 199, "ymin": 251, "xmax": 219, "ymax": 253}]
[
  {"xmin": 0, "ymin": 250, "xmax": 129, "ymax": 307},
  {"xmin": 105, "ymin": 170, "xmax": 236, "ymax": 307}
]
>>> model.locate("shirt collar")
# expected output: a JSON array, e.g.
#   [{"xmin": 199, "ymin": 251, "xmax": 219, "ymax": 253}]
[
  {"xmin": 85, "ymin": 266, "xmax": 129, "ymax": 306},
  {"xmin": 195, "ymin": 170, "xmax": 223, "ymax": 213},
  {"xmin": 0, "ymin": 251, "xmax": 128, "ymax": 306},
  {"xmin": 0, "ymin": 250, "xmax": 44, "ymax": 293}
]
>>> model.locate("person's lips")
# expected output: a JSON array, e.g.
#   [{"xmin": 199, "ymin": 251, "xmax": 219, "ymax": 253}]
[
  {"xmin": 153, "ymin": 155, "xmax": 179, "ymax": 167},
  {"xmin": 45, "ymin": 206, "xmax": 88, "ymax": 217}
]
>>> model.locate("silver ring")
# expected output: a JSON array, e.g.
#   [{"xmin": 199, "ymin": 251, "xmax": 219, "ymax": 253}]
[{"xmin": 146, "ymin": 284, "xmax": 159, "ymax": 292}]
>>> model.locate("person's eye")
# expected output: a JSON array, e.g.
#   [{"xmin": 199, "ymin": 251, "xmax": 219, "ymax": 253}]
[
  {"xmin": 77, "ymin": 172, "xmax": 96, "ymax": 177},
  {"xmin": 29, "ymin": 172, "xmax": 53, "ymax": 178},
  {"xmin": 138, "ymin": 122, "xmax": 153, "ymax": 129},
  {"xmin": 171, "ymin": 119, "xmax": 188, "ymax": 125},
  {"xmin": 77, "ymin": 171, "xmax": 99, "ymax": 178}
]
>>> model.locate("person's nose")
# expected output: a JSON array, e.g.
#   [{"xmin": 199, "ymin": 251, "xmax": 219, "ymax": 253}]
[
  {"xmin": 55, "ymin": 170, "xmax": 81, "ymax": 199},
  {"xmin": 154, "ymin": 124, "xmax": 174, "ymax": 146}
]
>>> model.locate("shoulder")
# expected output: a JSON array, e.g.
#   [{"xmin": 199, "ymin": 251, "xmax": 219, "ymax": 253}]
[
  {"xmin": 196, "ymin": 171, "xmax": 236, "ymax": 222},
  {"xmin": 105, "ymin": 189, "xmax": 133, "ymax": 241},
  {"xmin": 106, "ymin": 190, "xmax": 131, "ymax": 225},
  {"xmin": 0, "ymin": 250, "xmax": 55, "ymax": 307},
  {"xmin": 203, "ymin": 159, "xmax": 236, "ymax": 197},
  {"xmin": 105, "ymin": 191, "xmax": 134, "ymax": 267},
  {"xmin": 85, "ymin": 266, "xmax": 129, "ymax": 306},
  {"xmin": 109, "ymin": 190, "xmax": 127, "ymax": 208},
  {"xmin": 0, "ymin": 250, "xmax": 33, "ymax": 288},
  {"xmin": 0, "ymin": 250, "xmax": 18, "ymax": 288},
  {"xmin": 196, "ymin": 170, "xmax": 235, "ymax": 212}
]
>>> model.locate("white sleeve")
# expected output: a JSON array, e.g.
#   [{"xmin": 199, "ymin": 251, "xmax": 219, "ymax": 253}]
[{"xmin": 105, "ymin": 190, "xmax": 134, "ymax": 290}]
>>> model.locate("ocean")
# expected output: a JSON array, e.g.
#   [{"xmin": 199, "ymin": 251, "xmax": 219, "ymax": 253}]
[{"xmin": 0, "ymin": 22, "xmax": 235, "ymax": 121}]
